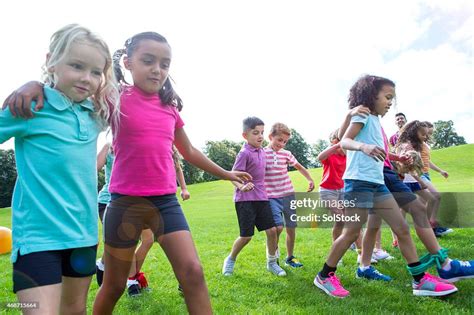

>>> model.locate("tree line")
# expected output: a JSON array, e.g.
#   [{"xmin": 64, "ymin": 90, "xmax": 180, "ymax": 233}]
[{"xmin": 0, "ymin": 121, "xmax": 467, "ymax": 208}]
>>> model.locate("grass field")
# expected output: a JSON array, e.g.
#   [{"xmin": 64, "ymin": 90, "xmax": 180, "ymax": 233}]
[{"xmin": 0, "ymin": 145, "xmax": 473, "ymax": 314}]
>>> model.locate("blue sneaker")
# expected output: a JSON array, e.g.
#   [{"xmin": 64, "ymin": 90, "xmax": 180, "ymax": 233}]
[
  {"xmin": 285, "ymin": 255, "xmax": 303, "ymax": 268},
  {"xmin": 356, "ymin": 266, "xmax": 392, "ymax": 281},
  {"xmin": 438, "ymin": 260, "xmax": 474, "ymax": 282}
]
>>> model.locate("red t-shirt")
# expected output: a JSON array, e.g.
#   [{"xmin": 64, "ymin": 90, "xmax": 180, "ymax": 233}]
[{"xmin": 320, "ymin": 153, "xmax": 346, "ymax": 190}]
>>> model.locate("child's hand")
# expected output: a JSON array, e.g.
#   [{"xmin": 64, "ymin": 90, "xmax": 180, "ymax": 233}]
[
  {"xmin": 399, "ymin": 153, "xmax": 413, "ymax": 165},
  {"xmin": 307, "ymin": 180, "xmax": 315, "ymax": 192},
  {"xmin": 180, "ymin": 189, "xmax": 191, "ymax": 201},
  {"xmin": 240, "ymin": 182, "xmax": 255, "ymax": 192},
  {"xmin": 360, "ymin": 144, "xmax": 386, "ymax": 162},
  {"xmin": 440, "ymin": 170, "xmax": 449, "ymax": 178},
  {"xmin": 350, "ymin": 105, "xmax": 370, "ymax": 118},
  {"xmin": 226, "ymin": 171, "xmax": 252, "ymax": 183},
  {"xmin": 2, "ymin": 81, "xmax": 44, "ymax": 118}
]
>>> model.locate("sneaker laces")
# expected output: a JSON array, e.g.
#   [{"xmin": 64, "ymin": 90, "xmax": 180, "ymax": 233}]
[
  {"xmin": 327, "ymin": 272, "xmax": 342, "ymax": 286},
  {"xmin": 459, "ymin": 261, "xmax": 471, "ymax": 267},
  {"xmin": 224, "ymin": 257, "xmax": 235, "ymax": 273}
]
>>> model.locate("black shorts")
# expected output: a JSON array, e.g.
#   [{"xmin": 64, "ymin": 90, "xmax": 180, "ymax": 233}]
[
  {"xmin": 104, "ymin": 194, "xmax": 190, "ymax": 248},
  {"xmin": 98, "ymin": 202, "xmax": 107, "ymax": 223},
  {"xmin": 13, "ymin": 245, "xmax": 97, "ymax": 293},
  {"xmin": 383, "ymin": 168, "xmax": 417, "ymax": 207},
  {"xmin": 235, "ymin": 201, "xmax": 276, "ymax": 237}
]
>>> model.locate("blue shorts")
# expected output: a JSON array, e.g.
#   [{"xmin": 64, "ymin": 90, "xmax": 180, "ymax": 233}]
[
  {"xmin": 104, "ymin": 194, "xmax": 189, "ymax": 248},
  {"xmin": 421, "ymin": 172, "xmax": 431, "ymax": 182},
  {"xmin": 269, "ymin": 194, "xmax": 297, "ymax": 228},
  {"xmin": 383, "ymin": 168, "xmax": 417, "ymax": 207},
  {"xmin": 405, "ymin": 182, "xmax": 422, "ymax": 192},
  {"xmin": 344, "ymin": 179, "xmax": 391, "ymax": 209},
  {"xmin": 13, "ymin": 245, "xmax": 97, "ymax": 293}
]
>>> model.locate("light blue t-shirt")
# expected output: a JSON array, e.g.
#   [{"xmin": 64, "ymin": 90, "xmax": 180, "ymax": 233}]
[
  {"xmin": 343, "ymin": 114, "xmax": 385, "ymax": 184},
  {"xmin": 98, "ymin": 152, "xmax": 114, "ymax": 204},
  {"xmin": 0, "ymin": 86, "xmax": 101, "ymax": 263}
]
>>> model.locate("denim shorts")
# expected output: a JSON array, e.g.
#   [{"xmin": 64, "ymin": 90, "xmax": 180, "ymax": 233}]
[
  {"xmin": 421, "ymin": 172, "xmax": 431, "ymax": 182},
  {"xmin": 269, "ymin": 194, "xmax": 297, "ymax": 228},
  {"xmin": 344, "ymin": 179, "xmax": 391, "ymax": 209},
  {"xmin": 104, "ymin": 194, "xmax": 189, "ymax": 248}
]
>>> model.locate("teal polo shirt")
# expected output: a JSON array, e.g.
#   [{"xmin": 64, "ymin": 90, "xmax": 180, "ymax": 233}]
[{"xmin": 0, "ymin": 86, "xmax": 101, "ymax": 263}]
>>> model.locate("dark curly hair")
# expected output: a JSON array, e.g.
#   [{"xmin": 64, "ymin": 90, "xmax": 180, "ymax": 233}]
[
  {"xmin": 396, "ymin": 120, "xmax": 429, "ymax": 152},
  {"xmin": 348, "ymin": 75, "xmax": 395, "ymax": 110}
]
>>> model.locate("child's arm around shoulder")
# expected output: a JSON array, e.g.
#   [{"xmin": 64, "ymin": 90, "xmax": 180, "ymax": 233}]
[
  {"xmin": 2, "ymin": 81, "xmax": 45, "ymax": 118},
  {"xmin": 317, "ymin": 143, "xmax": 341, "ymax": 162},
  {"xmin": 96, "ymin": 143, "xmax": 111, "ymax": 172},
  {"xmin": 174, "ymin": 127, "xmax": 252, "ymax": 183}
]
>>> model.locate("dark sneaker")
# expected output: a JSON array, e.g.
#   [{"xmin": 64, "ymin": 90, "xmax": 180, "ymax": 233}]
[
  {"xmin": 356, "ymin": 266, "xmax": 392, "ymax": 281},
  {"xmin": 127, "ymin": 283, "xmax": 142, "ymax": 297}
]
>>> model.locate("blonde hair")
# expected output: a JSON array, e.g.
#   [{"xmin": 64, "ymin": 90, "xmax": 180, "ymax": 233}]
[
  {"xmin": 329, "ymin": 129, "xmax": 340, "ymax": 143},
  {"xmin": 43, "ymin": 24, "xmax": 120, "ymax": 129},
  {"xmin": 270, "ymin": 123, "xmax": 291, "ymax": 137}
]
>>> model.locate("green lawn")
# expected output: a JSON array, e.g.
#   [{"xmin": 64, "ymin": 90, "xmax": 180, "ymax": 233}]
[{"xmin": 0, "ymin": 145, "xmax": 473, "ymax": 314}]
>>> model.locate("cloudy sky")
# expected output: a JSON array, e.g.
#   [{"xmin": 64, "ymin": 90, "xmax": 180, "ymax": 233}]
[{"xmin": 0, "ymin": 0, "xmax": 472, "ymax": 152}]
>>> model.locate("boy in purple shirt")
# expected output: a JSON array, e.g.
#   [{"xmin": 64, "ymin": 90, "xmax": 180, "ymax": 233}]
[{"xmin": 222, "ymin": 117, "xmax": 286, "ymax": 277}]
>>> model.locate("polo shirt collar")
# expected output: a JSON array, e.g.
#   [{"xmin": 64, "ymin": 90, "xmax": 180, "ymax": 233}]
[
  {"xmin": 244, "ymin": 143, "xmax": 261, "ymax": 152},
  {"xmin": 44, "ymin": 85, "xmax": 95, "ymax": 111}
]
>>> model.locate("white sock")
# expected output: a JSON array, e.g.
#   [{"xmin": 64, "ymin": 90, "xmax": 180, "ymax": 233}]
[
  {"xmin": 267, "ymin": 254, "xmax": 277, "ymax": 264},
  {"xmin": 96, "ymin": 259, "xmax": 105, "ymax": 271},
  {"xmin": 359, "ymin": 265, "xmax": 371, "ymax": 271},
  {"xmin": 441, "ymin": 258, "xmax": 452, "ymax": 271}
]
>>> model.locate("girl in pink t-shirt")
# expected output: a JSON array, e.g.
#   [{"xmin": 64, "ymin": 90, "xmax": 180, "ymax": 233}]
[{"xmin": 92, "ymin": 32, "xmax": 250, "ymax": 315}]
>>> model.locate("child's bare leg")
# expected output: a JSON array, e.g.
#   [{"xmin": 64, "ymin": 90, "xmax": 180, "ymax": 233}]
[
  {"xmin": 93, "ymin": 245, "xmax": 137, "ymax": 315},
  {"xmin": 134, "ymin": 229, "xmax": 154, "ymax": 273},
  {"xmin": 230, "ymin": 236, "xmax": 252, "ymax": 260},
  {"xmin": 361, "ymin": 214, "xmax": 382, "ymax": 266},
  {"xmin": 374, "ymin": 197, "xmax": 418, "ymax": 264},
  {"xmin": 423, "ymin": 180, "xmax": 442, "ymax": 224},
  {"xmin": 158, "ymin": 231, "xmax": 211, "ymax": 315},
  {"xmin": 17, "ymin": 284, "xmax": 61, "ymax": 315},
  {"xmin": 285, "ymin": 227, "xmax": 296, "ymax": 257},
  {"xmin": 326, "ymin": 208, "xmax": 367, "ymax": 267},
  {"xmin": 265, "ymin": 227, "xmax": 278, "ymax": 256},
  {"xmin": 60, "ymin": 276, "xmax": 92, "ymax": 315}
]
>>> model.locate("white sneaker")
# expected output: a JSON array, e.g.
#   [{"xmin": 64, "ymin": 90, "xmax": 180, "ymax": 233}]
[
  {"xmin": 372, "ymin": 249, "xmax": 394, "ymax": 261},
  {"xmin": 222, "ymin": 256, "xmax": 236, "ymax": 276},
  {"xmin": 267, "ymin": 261, "xmax": 287, "ymax": 277},
  {"xmin": 357, "ymin": 254, "xmax": 377, "ymax": 264}
]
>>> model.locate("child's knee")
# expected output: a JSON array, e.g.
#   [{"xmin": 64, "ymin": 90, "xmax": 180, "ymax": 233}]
[
  {"xmin": 239, "ymin": 236, "xmax": 252, "ymax": 244},
  {"xmin": 180, "ymin": 261, "xmax": 205, "ymax": 286},
  {"xmin": 61, "ymin": 299, "xmax": 86, "ymax": 315}
]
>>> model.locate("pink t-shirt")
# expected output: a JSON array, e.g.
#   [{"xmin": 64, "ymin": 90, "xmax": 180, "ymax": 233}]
[
  {"xmin": 264, "ymin": 147, "xmax": 297, "ymax": 198},
  {"xmin": 381, "ymin": 127, "xmax": 393, "ymax": 169},
  {"xmin": 109, "ymin": 85, "xmax": 184, "ymax": 196}
]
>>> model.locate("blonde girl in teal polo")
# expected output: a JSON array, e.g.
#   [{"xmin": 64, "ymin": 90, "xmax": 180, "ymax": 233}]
[{"xmin": 0, "ymin": 24, "xmax": 119, "ymax": 314}]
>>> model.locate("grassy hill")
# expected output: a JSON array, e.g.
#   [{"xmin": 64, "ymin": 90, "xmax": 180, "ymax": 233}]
[{"xmin": 0, "ymin": 144, "xmax": 473, "ymax": 314}]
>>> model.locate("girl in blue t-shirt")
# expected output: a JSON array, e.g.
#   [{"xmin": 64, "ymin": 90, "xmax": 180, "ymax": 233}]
[
  {"xmin": 0, "ymin": 24, "xmax": 119, "ymax": 314},
  {"xmin": 313, "ymin": 75, "xmax": 457, "ymax": 298}
]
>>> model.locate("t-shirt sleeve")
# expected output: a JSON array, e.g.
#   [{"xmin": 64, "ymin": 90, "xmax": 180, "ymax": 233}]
[
  {"xmin": 174, "ymin": 108, "xmax": 185, "ymax": 129},
  {"xmin": 351, "ymin": 114, "xmax": 368, "ymax": 125},
  {"xmin": 0, "ymin": 107, "xmax": 29, "ymax": 143},
  {"xmin": 232, "ymin": 150, "xmax": 247, "ymax": 172},
  {"xmin": 287, "ymin": 151, "xmax": 298, "ymax": 167}
]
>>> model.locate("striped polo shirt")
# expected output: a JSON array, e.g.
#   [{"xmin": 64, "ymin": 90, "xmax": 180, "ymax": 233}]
[{"xmin": 264, "ymin": 147, "xmax": 298, "ymax": 198}]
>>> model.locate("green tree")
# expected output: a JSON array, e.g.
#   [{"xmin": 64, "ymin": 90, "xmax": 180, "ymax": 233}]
[
  {"xmin": 181, "ymin": 160, "xmax": 204, "ymax": 185},
  {"xmin": 285, "ymin": 129, "xmax": 311, "ymax": 170},
  {"xmin": 431, "ymin": 120, "xmax": 466, "ymax": 149},
  {"xmin": 0, "ymin": 149, "xmax": 17, "ymax": 208},
  {"xmin": 310, "ymin": 139, "xmax": 330, "ymax": 168},
  {"xmin": 202, "ymin": 140, "xmax": 243, "ymax": 182}
]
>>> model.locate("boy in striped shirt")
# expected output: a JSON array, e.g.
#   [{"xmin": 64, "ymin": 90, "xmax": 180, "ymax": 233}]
[{"xmin": 264, "ymin": 123, "xmax": 315, "ymax": 268}]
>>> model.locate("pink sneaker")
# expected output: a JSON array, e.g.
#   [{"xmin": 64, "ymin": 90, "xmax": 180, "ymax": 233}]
[
  {"xmin": 412, "ymin": 273, "xmax": 458, "ymax": 297},
  {"xmin": 314, "ymin": 272, "xmax": 350, "ymax": 298}
]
